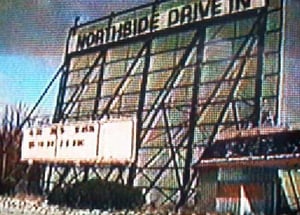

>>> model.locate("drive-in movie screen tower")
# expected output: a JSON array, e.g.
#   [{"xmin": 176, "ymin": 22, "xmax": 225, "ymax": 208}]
[{"xmin": 2, "ymin": 0, "xmax": 300, "ymax": 214}]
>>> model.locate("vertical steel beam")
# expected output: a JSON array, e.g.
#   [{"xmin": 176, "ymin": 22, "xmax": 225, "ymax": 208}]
[
  {"xmin": 62, "ymin": 52, "xmax": 104, "ymax": 119},
  {"xmin": 98, "ymin": 41, "xmax": 149, "ymax": 120},
  {"xmin": 140, "ymin": 30, "xmax": 203, "ymax": 142},
  {"xmin": 168, "ymin": 16, "xmax": 262, "ymax": 144},
  {"xmin": 208, "ymin": 36, "xmax": 256, "ymax": 147},
  {"xmin": 48, "ymin": 165, "xmax": 71, "ymax": 193},
  {"xmin": 162, "ymin": 104, "xmax": 183, "ymax": 193},
  {"xmin": 44, "ymin": 164, "xmax": 53, "ymax": 193},
  {"xmin": 129, "ymin": 4, "xmax": 158, "ymax": 187},
  {"xmin": 187, "ymin": 14, "xmax": 266, "ymax": 207},
  {"xmin": 232, "ymin": 101, "xmax": 240, "ymax": 130},
  {"xmin": 83, "ymin": 166, "xmax": 89, "ymax": 182},
  {"xmin": 177, "ymin": 27, "xmax": 205, "ymax": 209},
  {"xmin": 277, "ymin": 0, "xmax": 286, "ymax": 126},
  {"xmin": 93, "ymin": 49, "xmax": 107, "ymax": 119},
  {"xmin": 254, "ymin": 9, "xmax": 267, "ymax": 126},
  {"xmin": 128, "ymin": 39, "xmax": 152, "ymax": 185},
  {"xmin": 90, "ymin": 10, "xmax": 113, "ymax": 119}
]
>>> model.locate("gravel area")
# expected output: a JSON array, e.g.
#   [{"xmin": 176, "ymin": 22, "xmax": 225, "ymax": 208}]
[
  {"xmin": 0, "ymin": 195, "xmax": 197, "ymax": 215},
  {"xmin": 0, "ymin": 195, "xmax": 137, "ymax": 215}
]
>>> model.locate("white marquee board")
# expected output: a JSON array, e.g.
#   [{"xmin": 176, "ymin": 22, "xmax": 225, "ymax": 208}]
[
  {"xmin": 98, "ymin": 118, "xmax": 136, "ymax": 163},
  {"xmin": 21, "ymin": 126, "xmax": 57, "ymax": 162},
  {"xmin": 21, "ymin": 118, "xmax": 136, "ymax": 165},
  {"xmin": 55, "ymin": 122, "xmax": 100, "ymax": 162}
]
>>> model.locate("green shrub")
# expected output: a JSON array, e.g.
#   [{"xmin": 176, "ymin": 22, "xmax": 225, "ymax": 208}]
[
  {"xmin": 47, "ymin": 185, "xmax": 67, "ymax": 205},
  {"xmin": 47, "ymin": 179, "xmax": 144, "ymax": 210},
  {"xmin": 0, "ymin": 178, "xmax": 15, "ymax": 195}
]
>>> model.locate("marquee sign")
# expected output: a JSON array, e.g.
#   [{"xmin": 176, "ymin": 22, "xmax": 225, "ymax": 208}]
[
  {"xmin": 69, "ymin": 0, "xmax": 266, "ymax": 53},
  {"xmin": 21, "ymin": 118, "xmax": 136, "ymax": 165}
]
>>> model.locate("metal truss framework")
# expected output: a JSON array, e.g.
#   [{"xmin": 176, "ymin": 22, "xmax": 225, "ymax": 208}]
[{"xmin": 46, "ymin": 0, "xmax": 284, "ymax": 208}]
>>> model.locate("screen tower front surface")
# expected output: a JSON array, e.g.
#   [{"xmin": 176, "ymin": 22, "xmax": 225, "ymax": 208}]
[
  {"xmin": 280, "ymin": 0, "xmax": 300, "ymax": 128},
  {"xmin": 53, "ymin": 0, "xmax": 284, "ymax": 206}
]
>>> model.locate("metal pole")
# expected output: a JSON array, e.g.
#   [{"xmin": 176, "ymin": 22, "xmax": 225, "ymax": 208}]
[
  {"xmin": 177, "ymin": 27, "xmax": 205, "ymax": 209},
  {"xmin": 128, "ymin": 39, "xmax": 152, "ymax": 186},
  {"xmin": 254, "ymin": 8, "xmax": 267, "ymax": 127}
]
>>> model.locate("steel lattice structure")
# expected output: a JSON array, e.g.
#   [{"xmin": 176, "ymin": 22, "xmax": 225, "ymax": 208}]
[{"xmin": 45, "ymin": 0, "xmax": 286, "ymax": 207}]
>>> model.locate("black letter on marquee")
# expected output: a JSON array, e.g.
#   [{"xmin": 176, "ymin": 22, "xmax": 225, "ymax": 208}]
[
  {"xmin": 87, "ymin": 32, "xmax": 95, "ymax": 47},
  {"xmin": 236, "ymin": 0, "xmax": 251, "ymax": 10},
  {"xmin": 181, "ymin": 5, "xmax": 192, "ymax": 24},
  {"xmin": 212, "ymin": 0, "xmax": 222, "ymax": 16},
  {"xmin": 96, "ymin": 29, "xmax": 105, "ymax": 45},
  {"xmin": 123, "ymin": 20, "xmax": 132, "ymax": 38},
  {"xmin": 229, "ymin": 0, "xmax": 234, "ymax": 13},
  {"xmin": 133, "ymin": 18, "xmax": 138, "ymax": 36},
  {"xmin": 168, "ymin": 9, "xmax": 179, "ymax": 27},
  {"xmin": 150, "ymin": 12, "xmax": 160, "ymax": 32},
  {"xmin": 198, "ymin": 0, "xmax": 211, "ymax": 19},
  {"xmin": 76, "ymin": 34, "xmax": 88, "ymax": 51},
  {"xmin": 138, "ymin": 16, "xmax": 149, "ymax": 34},
  {"xmin": 193, "ymin": 2, "xmax": 198, "ymax": 21},
  {"xmin": 111, "ymin": 24, "xmax": 124, "ymax": 42}
]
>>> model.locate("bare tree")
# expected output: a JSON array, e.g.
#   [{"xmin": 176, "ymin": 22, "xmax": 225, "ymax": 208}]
[{"xmin": 0, "ymin": 102, "xmax": 31, "ymax": 194}]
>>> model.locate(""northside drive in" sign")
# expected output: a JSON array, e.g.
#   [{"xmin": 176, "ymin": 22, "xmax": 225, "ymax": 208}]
[{"xmin": 70, "ymin": 0, "xmax": 266, "ymax": 53}]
